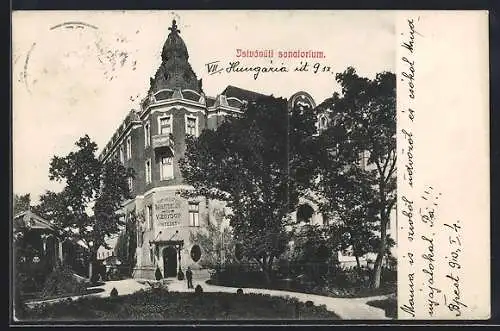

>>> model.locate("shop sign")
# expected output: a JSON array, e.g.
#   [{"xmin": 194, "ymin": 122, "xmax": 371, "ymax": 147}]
[{"xmin": 155, "ymin": 196, "xmax": 183, "ymax": 227}]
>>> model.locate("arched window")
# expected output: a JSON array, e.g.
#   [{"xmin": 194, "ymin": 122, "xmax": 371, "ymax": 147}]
[
  {"xmin": 318, "ymin": 115, "xmax": 328, "ymax": 131},
  {"xmin": 297, "ymin": 204, "xmax": 315, "ymax": 223},
  {"xmin": 190, "ymin": 244, "xmax": 202, "ymax": 263}
]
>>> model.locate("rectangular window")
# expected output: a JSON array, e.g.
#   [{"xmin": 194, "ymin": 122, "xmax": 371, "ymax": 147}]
[
  {"xmin": 357, "ymin": 151, "xmax": 368, "ymax": 168},
  {"xmin": 186, "ymin": 116, "xmax": 197, "ymax": 136},
  {"xmin": 188, "ymin": 202, "xmax": 200, "ymax": 227},
  {"xmin": 137, "ymin": 221, "xmax": 143, "ymax": 246},
  {"xmin": 147, "ymin": 205, "xmax": 154, "ymax": 230},
  {"xmin": 145, "ymin": 159, "xmax": 152, "ymax": 184},
  {"xmin": 127, "ymin": 177, "xmax": 133, "ymax": 192},
  {"xmin": 160, "ymin": 156, "xmax": 174, "ymax": 180},
  {"xmin": 144, "ymin": 123, "xmax": 150, "ymax": 147},
  {"xmin": 159, "ymin": 116, "xmax": 172, "ymax": 135},
  {"xmin": 119, "ymin": 146, "xmax": 124, "ymax": 163},
  {"xmin": 126, "ymin": 136, "xmax": 132, "ymax": 159}
]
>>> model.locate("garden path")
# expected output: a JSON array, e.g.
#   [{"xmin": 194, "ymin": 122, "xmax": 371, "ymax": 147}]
[
  {"xmin": 25, "ymin": 274, "xmax": 392, "ymax": 320},
  {"xmin": 164, "ymin": 275, "xmax": 391, "ymax": 320}
]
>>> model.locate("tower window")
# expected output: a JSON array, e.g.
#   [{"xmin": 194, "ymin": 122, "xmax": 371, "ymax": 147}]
[
  {"xmin": 188, "ymin": 203, "xmax": 200, "ymax": 227},
  {"xmin": 186, "ymin": 116, "xmax": 198, "ymax": 136},
  {"xmin": 160, "ymin": 156, "xmax": 174, "ymax": 180},
  {"xmin": 159, "ymin": 116, "xmax": 172, "ymax": 135}
]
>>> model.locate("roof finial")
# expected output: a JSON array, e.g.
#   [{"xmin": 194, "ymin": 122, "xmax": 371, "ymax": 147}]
[{"xmin": 169, "ymin": 19, "xmax": 180, "ymax": 34}]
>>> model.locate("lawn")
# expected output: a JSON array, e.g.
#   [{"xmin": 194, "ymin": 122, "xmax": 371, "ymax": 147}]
[
  {"xmin": 17, "ymin": 289, "xmax": 341, "ymax": 321},
  {"xmin": 21, "ymin": 287, "xmax": 105, "ymax": 302}
]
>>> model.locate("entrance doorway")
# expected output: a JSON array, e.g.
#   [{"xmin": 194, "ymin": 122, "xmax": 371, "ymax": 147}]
[{"xmin": 163, "ymin": 246, "xmax": 178, "ymax": 278}]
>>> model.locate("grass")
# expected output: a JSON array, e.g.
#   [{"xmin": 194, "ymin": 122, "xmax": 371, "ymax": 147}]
[
  {"xmin": 207, "ymin": 278, "xmax": 396, "ymax": 299},
  {"xmin": 22, "ymin": 288, "xmax": 105, "ymax": 302},
  {"xmin": 18, "ymin": 289, "xmax": 341, "ymax": 321}
]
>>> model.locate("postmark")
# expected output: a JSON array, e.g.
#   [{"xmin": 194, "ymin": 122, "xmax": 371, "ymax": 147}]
[{"xmin": 18, "ymin": 20, "xmax": 138, "ymax": 99}]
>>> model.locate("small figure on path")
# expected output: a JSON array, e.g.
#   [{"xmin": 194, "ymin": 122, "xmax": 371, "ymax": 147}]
[{"xmin": 186, "ymin": 266, "xmax": 193, "ymax": 289}]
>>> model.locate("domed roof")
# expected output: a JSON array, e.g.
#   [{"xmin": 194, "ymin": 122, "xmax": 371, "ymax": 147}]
[
  {"xmin": 147, "ymin": 19, "xmax": 202, "ymax": 96},
  {"xmin": 161, "ymin": 20, "xmax": 189, "ymax": 61}
]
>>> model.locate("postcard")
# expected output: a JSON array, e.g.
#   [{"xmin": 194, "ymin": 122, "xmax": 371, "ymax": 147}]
[{"xmin": 11, "ymin": 10, "xmax": 490, "ymax": 322}]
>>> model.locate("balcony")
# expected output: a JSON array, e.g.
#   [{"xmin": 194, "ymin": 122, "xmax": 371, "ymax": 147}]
[{"xmin": 152, "ymin": 134, "xmax": 174, "ymax": 150}]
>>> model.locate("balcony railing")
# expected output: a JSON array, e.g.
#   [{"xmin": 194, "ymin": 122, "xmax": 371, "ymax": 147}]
[{"xmin": 152, "ymin": 134, "xmax": 174, "ymax": 149}]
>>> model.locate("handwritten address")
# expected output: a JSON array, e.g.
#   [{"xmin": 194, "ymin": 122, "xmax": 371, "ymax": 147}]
[
  {"xmin": 400, "ymin": 18, "xmax": 419, "ymax": 319},
  {"xmin": 399, "ymin": 17, "xmax": 469, "ymax": 319}
]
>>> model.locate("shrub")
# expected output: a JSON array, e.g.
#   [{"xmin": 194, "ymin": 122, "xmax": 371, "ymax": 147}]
[
  {"xmin": 41, "ymin": 265, "xmax": 87, "ymax": 299},
  {"xmin": 325, "ymin": 267, "xmax": 370, "ymax": 289},
  {"xmin": 20, "ymin": 292, "xmax": 341, "ymax": 320},
  {"xmin": 177, "ymin": 270, "xmax": 185, "ymax": 280},
  {"xmin": 209, "ymin": 265, "xmax": 267, "ymax": 287},
  {"xmin": 110, "ymin": 287, "xmax": 118, "ymax": 297},
  {"xmin": 90, "ymin": 272, "xmax": 100, "ymax": 284},
  {"xmin": 305, "ymin": 300, "xmax": 314, "ymax": 308},
  {"xmin": 195, "ymin": 285, "xmax": 203, "ymax": 294},
  {"xmin": 366, "ymin": 295, "xmax": 397, "ymax": 319},
  {"xmin": 236, "ymin": 288, "xmax": 243, "ymax": 295},
  {"xmin": 382, "ymin": 267, "xmax": 397, "ymax": 283},
  {"xmin": 155, "ymin": 267, "xmax": 163, "ymax": 281}
]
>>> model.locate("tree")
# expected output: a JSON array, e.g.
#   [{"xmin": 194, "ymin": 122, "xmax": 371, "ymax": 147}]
[
  {"xmin": 189, "ymin": 206, "xmax": 235, "ymax": 269},
  {"xmin": 180, "ymin": 96, "xmax": 319, "ymax": 283},
  {"xmin": 114, "ymin": 210, "xmax": 138, "ymax": 277},
  {"xmin": 13, "ymin": 193, "xmax": 31, "ymax": 215},
  {"xmin": 288, "ymin": 223, "xmax": 332, "ymax": 281},
  {"xmin": 318, "ymin": 164, "xmax": 380, "ymax": 269},
  {"xmin": 33, "ymin": 135, "xmax": 134, "ymax": 280},
  {"xmin": 316, "ymin": 67, "xmax": 396, "ymax": 288}
]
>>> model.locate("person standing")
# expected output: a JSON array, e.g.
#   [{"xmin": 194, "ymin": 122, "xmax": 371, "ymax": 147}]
[{"xmin": 186, "ymin": 266, "xmax": 193, "ymax": 289}]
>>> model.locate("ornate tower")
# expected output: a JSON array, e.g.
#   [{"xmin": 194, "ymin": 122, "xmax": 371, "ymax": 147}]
[{"xmin": 148, "ymin": 20, "xmax": 202, "ymax": 94}]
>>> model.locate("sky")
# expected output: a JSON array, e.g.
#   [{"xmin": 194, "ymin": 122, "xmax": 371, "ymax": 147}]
[{"xmin": 12, "ymin": 10, "xmax": 395, "ymax": 203}]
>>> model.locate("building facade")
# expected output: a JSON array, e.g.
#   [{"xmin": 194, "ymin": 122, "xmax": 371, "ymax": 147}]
[
  {"xmin": 14, "ymin": 211, "xmax": 64, "ymax": 270},
  {"xmin": 285, "ymin": 92, "xmax": 397, "ymax": 267},
  {"xmin": 99, "ymin": 20, "xmax": 396, "ymax": 279},
  {"xmin": 99, "ymin": 20, "xmax": 269, "ymax": 279}
]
